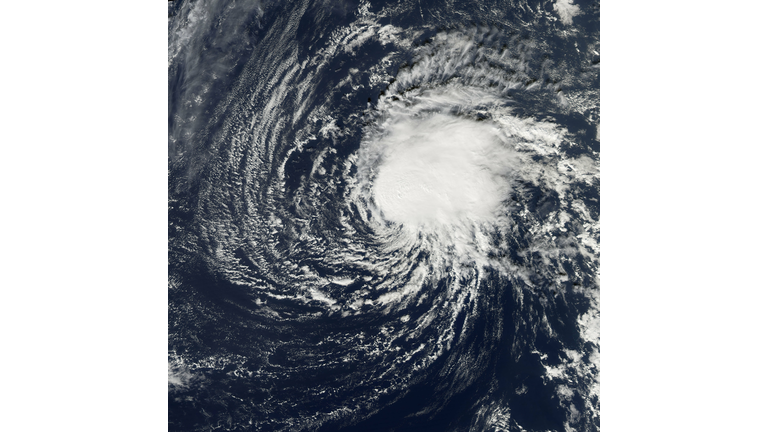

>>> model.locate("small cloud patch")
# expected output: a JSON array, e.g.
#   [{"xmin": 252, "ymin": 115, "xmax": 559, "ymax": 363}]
[{"xmin": 553, "ymin": 0, "xmax": 582, "ymax": 25}]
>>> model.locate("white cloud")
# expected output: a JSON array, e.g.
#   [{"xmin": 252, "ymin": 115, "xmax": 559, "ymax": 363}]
[{"xmin": 553, "ymin": 0, "xmax": 582, "ymax": 25}]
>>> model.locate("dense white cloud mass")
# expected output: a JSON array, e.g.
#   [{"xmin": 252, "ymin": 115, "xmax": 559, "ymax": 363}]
[{"xmin": 370, "ymin": 113, "xmax": 510, "ymax": 227}]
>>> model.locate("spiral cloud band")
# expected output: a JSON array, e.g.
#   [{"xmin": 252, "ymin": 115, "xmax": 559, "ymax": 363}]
[{"xmin": 169, "ymin": 1, "xmax": 599, "ymax": 431}]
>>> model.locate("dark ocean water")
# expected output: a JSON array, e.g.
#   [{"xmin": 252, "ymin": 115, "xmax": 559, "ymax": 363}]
[{"xmin": 169, "ymin": 1, "xmax": 599, "ymax": 430}]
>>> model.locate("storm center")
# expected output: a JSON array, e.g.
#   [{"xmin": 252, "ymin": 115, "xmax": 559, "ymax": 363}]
[{"xmin": 372, "ymin": 114, "xmax": 512, "ymax": 227}]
